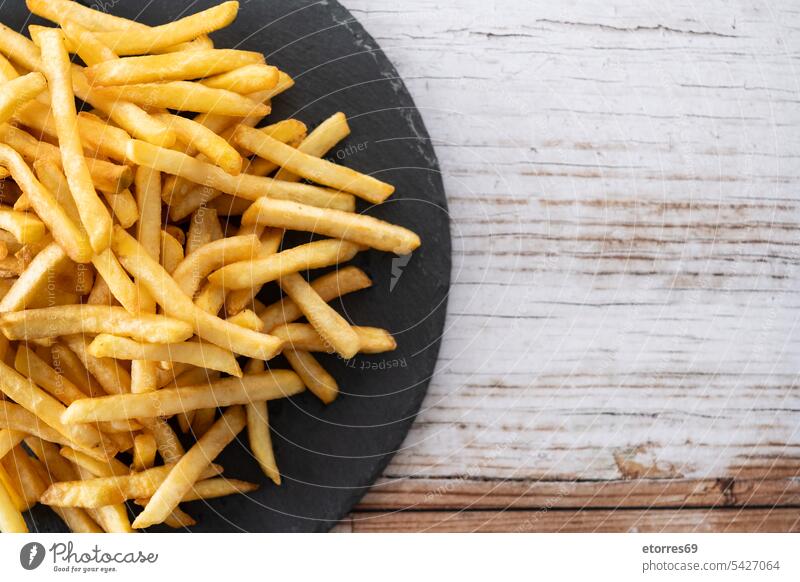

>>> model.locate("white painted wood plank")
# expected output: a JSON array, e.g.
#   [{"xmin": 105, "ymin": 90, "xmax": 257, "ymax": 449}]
[{"xmin": 341, "ymin": 0, "xmax": 800, "ymax": 487}]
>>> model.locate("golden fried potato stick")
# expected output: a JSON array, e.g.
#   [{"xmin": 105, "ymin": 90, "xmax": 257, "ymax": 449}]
[
  {"xmin": 100, "ymin": 188, "xmax": 138, "ymax": 228},
  {"xmin": 125, "ymin": 140, "xmax": 355, "ymax": 215},
  {"xmin": 26, "ymin": 0, "xmax": 151, "ymax": 32},
  {"xmin": 0, "ymin": 145, "xmax": 91, "ymax": 263},
  {"xmin": 257, "ymin": 266, "xmax": 371, "ymax": 330},
  {"xmin": 132, "ymin": 405, "xmax": 247, "ymax": 529},
  {"xmin": 171, "ymin": 234, "xmax": 260, "ymax": 298},
  {"xmin": 208, "ymin": 238, "xmax": 362, "ymax": 290},
  {"xmin": 226, "ymin": 309, "xmax": 264, "ymax": 332},
  {"xmin": 244, "ymin": 359, "xmax": 280, "ymax": 484},
  {"xmin": 273, "ymin": 323, "xmax": 396, "ymax": 354},
  {"xmin": 0, "ymin": 72, "xmax": 46, "ymax": 124},
  {"xmin": 160, "ymin": 230, "xmax": 184, "ymax": 275},
  {"xmin": 279, "ymin": 272, "xmax": 360, "ymax": 359},
  {"xmin": 0, "ymin": 305, "xmax": 194, "ymax": 343},
  {"xmin": 0, "ymin": 207, "xmax": 45, "ymax": 244},
  {"xmin": 60, "ymin": 447, "xmax": 129, "ymax": 479},
  {"xmin": 186, "ymin": 207, "xmax": 224, "ymax": 255},
  {"xmin": 112, "ymin": 227, "xmax": 284, "ymax": 360},
  {"xmin": 131, "ymin": 433, "xmax": 157, "ymax": 471},
  {"xmin": 243, "ymin": 197, "xmax": 420, "ymax": 255},
  {"xmin": 201, "ymin": 64, "xmax": 279, "ymax": 94},
  {"xmin": 87, "ymin": 49, "xmax": 264, "ymax": 85},
  {"xmin": 38, "ymin": 28, "xmax": 113, "ymax": 253},
  {"xmin": 235, "ymin": 126, "xmax": 395, "ymax": 204},
  {"xmin": 96, "ymin": 82, "xmax": 269, "ymax": 116},
  {"xmin": 274, "ymin": 112, "xmax": 351, "ymax": 182},
  {"xmin": 62, "ymin": 370, "xmax": 303, "ymax": 424},
  {"xmin": 88, "ymin": 334, "xmax": 242, "ymax": 377},
  {"xmin": 91, "ymin": 1, "xmax": 239, "ymax": 56}
]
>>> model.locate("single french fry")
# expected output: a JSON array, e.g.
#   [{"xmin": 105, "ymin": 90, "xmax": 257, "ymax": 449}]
[
  {"xmin": 235, "ymin": 126, "xmax": 394, "ymax": 204},
  {"xmin": 131, "ymin": 434, "xmax": 157, "ymax": 471},
  {"xmin": 63, "ymin": 370, "xmax": 303, "ymax": 424},
  {"xmin": 155, "ymin": 113, "xmax": 244, "ymax": 175},
  {"xmin": 88, "ymin": 334, "xmax": 242, "ymax": 377},
  {"xmin": 91, "ymin": 2, "xmax": 239, "ymax": 55},
  {"xmin": 245, "ymin": 119, "xmax": 309, "ymax": 177},
  {"xmin": 244, "ymin": 359, "xmax": 280, "ymax": 484},
  {"xmin": 97, "ymin": 82, "xmax": 268, "ymax": 116},
  {"xmin": 125, "ymin": 140, "xmax": 355, "ymax": 215},
  {"xmin": 0, "ymin": 72, "xmax": 46, "ymax": 124},
  {"xmin": 259, "ymin": 266, "xmax": 372, "ymax": 331},
  {"xmin": 160, "ymin": 506, "xmax": 196, "ymax": 528},
  {"xmin": 41, "ymin": 462, "xmax": 223, "ymax": 508},
  {"xmin": 209, "ymin": 239, "xmax": 362, "ymax": 290},
  {"xmin": 100, "ymin": 188, "xmax": 138, "ymax": 228},
  {"xmin": 112, "ymin": 227, "xmax": 284, "ymax": 360},
  {"xmin": 91, "ymin": 248, "xmax": 139, "ymax": 312},
  {"xmin": 172, "ymin": 235, "xmax": 260, "ymax": 299},
  {"xmin": 87, "ymin": 49, "xmax": 264, "ymax": 85},
  {"xmin": 244, "ymin": 197, "xmax": 420, "ymax": 255},
  {"xmin": 38, "ymin": 28, "xmax": 112, "ymax": 253},
  {"xmin": 0, "ymin": 145, "xmax": 91, "ymax": 263},
  {"xmin": 160, "ymin": 230, "xmax": 184, "ymax": 275},
  {"xmin": 0, "ymin": 305, "xmax": 193, "ymax": 343},
  {"xmin": 273, "ymin": 323, "xmax": 396, "ymax": 354},
  {"xmin": 26, "ymin": 0, "xmax": 151, "ymax": 32},
  {"xmin": 225, "ymin": 308, "xmax": 263, "ymax": 332},
  {"xmin": 201, "ymin": 64, "xmax": 279, "ymax": 94},
  {"xmin": 283, "ymin": 349, "xmax": 339, "ymax": 404},
  {"xmin": 279, "ymin": 272, "xmax": 360, "ymax": 358},
  {"xmin": 132, "ymin": 405, "xmax": 247, "ymax": 528},
  {"xmin": 274, "ymin": 112, "xmax": 351, "ymax": 182}
]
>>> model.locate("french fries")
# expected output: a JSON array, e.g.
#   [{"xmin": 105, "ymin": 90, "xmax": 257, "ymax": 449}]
[
  {"xmin": 38, "ymin": 29, "xmax": 113, "ymax": 253},
  {"xmin": 87, "ymin": 49, "xmax": 264, "ymax": 85},
  {"xmin": 0, "ymin": 0, "xmax": 419, "ymax": 533},
  {"xmin": 235, "ymin": 126, "xmax": 395, "ymax": 203},
  {"xmin": 96, "ymin": 82, "xmax": 269, "ymax": 116},
  {"xmin": 62, "ymin": 370, "xmax": 304, "ymax": 423},
  {"xmin": 0, "ymin": 305, "xmax": 193, "ymax": 343},
  {"xmin": 243, "ymin": 197, "xmax": 420, "ymax": 254}
]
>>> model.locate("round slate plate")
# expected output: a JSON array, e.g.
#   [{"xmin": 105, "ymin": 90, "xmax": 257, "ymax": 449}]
[{"xmin": 9, "ymin": 0, "xmax": 450, "ymax": 532}]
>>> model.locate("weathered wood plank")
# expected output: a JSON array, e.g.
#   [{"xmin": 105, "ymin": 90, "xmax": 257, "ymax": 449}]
[
  {"xmin": 357, "ymin": 477, "xmax": 800, "ymax": 510},
  {"xmin": 339, "ymin": 0, "xmax": 800, "ymax": 504},
  {"xmin": 344, "ymin": 508, "xmax": 800, "ymax": 533}
]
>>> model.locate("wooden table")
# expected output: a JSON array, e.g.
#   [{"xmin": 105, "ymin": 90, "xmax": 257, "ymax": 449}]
[{"xmin": 334, "ymin": 0, "xmax": 800, "ymax": 532}]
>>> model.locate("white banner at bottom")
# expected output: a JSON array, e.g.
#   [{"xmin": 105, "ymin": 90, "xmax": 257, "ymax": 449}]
[{"xmin": 0, "ymin": 533, "xmax": 797, "ymax": 581}]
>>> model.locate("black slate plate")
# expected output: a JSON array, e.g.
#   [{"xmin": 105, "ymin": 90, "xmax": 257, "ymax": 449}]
[{"xmin": 6, "ymin": 0, "xmax": 450, "ymax": 532}]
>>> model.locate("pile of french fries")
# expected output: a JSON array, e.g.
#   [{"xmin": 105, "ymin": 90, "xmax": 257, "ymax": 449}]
[{"xmin": 0, "ymin": 0, "xmax": 420, "ymax": 532}]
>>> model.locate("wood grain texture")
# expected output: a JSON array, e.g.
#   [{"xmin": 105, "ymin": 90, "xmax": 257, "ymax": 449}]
[{"xmin": 338, "ymin": 0, "xmax": 800, "ymax": 530}]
